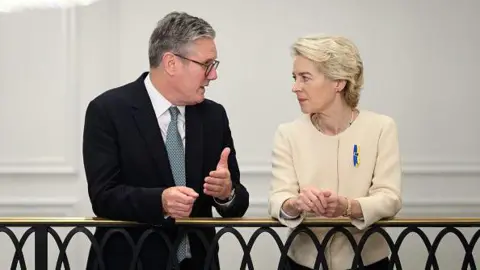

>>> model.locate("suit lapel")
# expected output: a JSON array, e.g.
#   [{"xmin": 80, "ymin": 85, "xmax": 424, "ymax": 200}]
[
  {"xmin": 185, "ymin": 106, "xmax": 204, "ymax": 194},
  {"xmin": 130, "ymin": 73, "xmax": 175, "ymax": 187}
]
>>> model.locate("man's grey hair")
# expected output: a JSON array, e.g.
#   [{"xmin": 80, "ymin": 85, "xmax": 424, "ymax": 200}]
[{"xmin": 148, "ymin": 11, "xmax": 216, "ymax": 68}]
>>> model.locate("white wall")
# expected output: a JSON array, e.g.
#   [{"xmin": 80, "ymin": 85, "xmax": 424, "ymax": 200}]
[{"xmin": 1, "ymin": 0, "xmax": 479, "ymax": 269}]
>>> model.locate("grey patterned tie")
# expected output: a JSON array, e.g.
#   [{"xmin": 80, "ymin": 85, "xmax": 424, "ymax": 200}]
[{"xmin": 165, "ymin": 106, "xmax": 190, "ymax": 262}]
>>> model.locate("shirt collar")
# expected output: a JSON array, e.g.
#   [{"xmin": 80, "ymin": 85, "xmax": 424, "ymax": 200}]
[{"xmin": 144, "ymin": 73, "xmax": 185, "ymax": 118}]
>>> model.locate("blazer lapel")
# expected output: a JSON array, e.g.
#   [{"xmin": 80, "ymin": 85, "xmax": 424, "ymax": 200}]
[
  {"xmin": 130, "ymin": 74, "xmax": 175, "ymax": 187},
  {"xmin": 185, "ymin": 106, "xmax": 203, "ymax": 194}
]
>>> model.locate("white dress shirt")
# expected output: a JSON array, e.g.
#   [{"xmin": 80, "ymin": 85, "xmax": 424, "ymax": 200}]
[{"xmin": 144, "ymin": 74, "xmax": 186, "ymax": 146}]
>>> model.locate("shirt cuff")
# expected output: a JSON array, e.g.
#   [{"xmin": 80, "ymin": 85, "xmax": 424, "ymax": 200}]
[
  {"xmin": 213, "ymin": 193, "xmax": 235, "ymax": 207},
  {"xmin": 279, "ymin": 207, "xmax": 301, "ymax": 220}
]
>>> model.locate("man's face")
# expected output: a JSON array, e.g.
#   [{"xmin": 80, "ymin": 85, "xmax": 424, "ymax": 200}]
[{"xmin": 174, "ymin": 38, "xmax": 219, "ymax": 105}]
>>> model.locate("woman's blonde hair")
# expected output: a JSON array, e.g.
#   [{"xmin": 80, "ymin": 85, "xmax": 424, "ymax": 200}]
[{"xmin": 292, "ymin": 34, "xmax": 364, "ymax": 108}]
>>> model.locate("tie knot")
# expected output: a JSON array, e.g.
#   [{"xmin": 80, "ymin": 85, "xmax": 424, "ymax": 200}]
[{"xmin": 169, "ymin": 106, "xmax": 180, "ymax": 121}]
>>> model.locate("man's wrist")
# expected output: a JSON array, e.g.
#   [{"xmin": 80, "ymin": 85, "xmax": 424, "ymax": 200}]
[{"xmin": 217, "ymin": 186, "xmax": 235, "ymax": 202}]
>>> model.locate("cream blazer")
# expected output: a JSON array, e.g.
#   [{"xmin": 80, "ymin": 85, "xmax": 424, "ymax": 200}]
[{"xmin": 268, "ymin": 110, "xmax": 402, "ymax": 270}]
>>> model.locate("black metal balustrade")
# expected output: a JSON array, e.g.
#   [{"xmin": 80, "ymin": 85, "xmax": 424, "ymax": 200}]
[{"xmin": 1, "ymin": 217, "xmax": 480, "ymax": 270}]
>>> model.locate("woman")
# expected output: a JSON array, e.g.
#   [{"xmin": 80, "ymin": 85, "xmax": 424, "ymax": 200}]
[{"xmin": 268, "ymin": 34, "xmax": 402, "ymax": 270}]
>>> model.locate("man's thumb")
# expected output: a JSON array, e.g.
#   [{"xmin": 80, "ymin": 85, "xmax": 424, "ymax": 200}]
[
  {"xmin": 217, "ymin": 147, "xmax": 230, "ymax": 169},
  {"xmin": 178, "ymin": 186, "xmax": 199, "ymax": 198}
]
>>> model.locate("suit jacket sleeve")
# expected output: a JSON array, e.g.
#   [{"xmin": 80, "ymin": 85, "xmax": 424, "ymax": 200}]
[
  {"xmin": 213, "ymin": 105, "xmax": 249, "ymax": 218},
  {"xmin": 268, "ymin": 125, "xmax": 306, "ymax": 228},
  {"xmin": 351, "ymin": 117, "xmax": 402, "ymax": 230},
  {"xmin": 83, "ymin": 99, "xmax": 166, "ymax": 224}
]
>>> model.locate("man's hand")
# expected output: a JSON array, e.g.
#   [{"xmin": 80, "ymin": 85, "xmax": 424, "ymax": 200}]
[
  {"xmin": 204, "ymin": 147, "xmax": 233, "ymax": 200},
  {"xmin": 162, "ymin": 186, "xmax": 199, "ymax": 218}
]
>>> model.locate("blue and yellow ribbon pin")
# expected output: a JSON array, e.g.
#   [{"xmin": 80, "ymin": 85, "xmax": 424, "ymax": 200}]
[{"xmin": 353, "ymin": 144, "xmax": 360, "ymax": 167}]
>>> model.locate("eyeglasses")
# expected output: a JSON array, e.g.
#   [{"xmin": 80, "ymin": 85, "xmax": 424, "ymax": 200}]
[{"xmin": 174, "ymin": 53, "xmax": 220, "ymax": 77}]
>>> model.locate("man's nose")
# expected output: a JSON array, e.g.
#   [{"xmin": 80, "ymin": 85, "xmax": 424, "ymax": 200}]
[{"xmin": 207, "ymin": 68, "xmax": 218, "ymax": 80}]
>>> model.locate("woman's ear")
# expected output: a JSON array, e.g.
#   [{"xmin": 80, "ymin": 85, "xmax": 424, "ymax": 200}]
[{"xmin": 335, "ymin": 80, "xmax": 347, "ymax": 92}]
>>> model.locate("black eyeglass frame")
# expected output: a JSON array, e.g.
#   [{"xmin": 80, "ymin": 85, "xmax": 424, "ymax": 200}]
[{"xmin": 174, "ymin": 53, "xmax": 220, "ymax": 76}]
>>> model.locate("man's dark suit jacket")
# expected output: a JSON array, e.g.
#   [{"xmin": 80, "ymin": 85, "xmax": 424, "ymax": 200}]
[{"xmin": 82, "ymin": 72, "xmax": 249, "ymax": 270}]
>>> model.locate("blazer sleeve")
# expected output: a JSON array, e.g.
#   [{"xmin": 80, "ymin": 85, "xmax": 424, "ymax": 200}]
[
  {"xmin": 268, "ymin": 125, "xmax": 306, "ymax": 228},
  {"xmin": 351, "ymin": 117, "xmax": 402, "ymax": 230},
  {"xmin": 83, "ymin": 99, "xmax": 166, "ymax": 224},
  {"xmin": 213, "ymin": 105, "xmax": 249, "ymax": 218}
]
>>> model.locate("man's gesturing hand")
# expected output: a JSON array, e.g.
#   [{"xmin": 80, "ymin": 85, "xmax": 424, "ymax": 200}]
[{"xmin": 204, "ymin": 147, "xmax": 233, "ymax": 200}]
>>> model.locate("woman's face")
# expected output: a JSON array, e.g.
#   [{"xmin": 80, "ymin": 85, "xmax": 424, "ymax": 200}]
[{"xmin": 291, "ymin": 55, "xmax": 341, "ymax": 114}]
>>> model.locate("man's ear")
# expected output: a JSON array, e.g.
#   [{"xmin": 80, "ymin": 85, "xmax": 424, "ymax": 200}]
[{"xmin": 162, "ymin": 52, "xmax": 177, "ymax": 76}]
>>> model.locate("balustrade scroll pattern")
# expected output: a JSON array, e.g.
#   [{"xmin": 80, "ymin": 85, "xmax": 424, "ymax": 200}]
[{"xmin": 0, "ymin": 218, "xmax": 479, "ymax": 270}]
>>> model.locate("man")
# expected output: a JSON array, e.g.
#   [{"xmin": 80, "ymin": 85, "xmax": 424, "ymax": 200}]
[{"xmin": 82, "ymin": 11, "xmax": 249, "ymax": 270}]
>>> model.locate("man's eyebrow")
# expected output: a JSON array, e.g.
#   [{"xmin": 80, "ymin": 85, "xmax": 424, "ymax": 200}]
[{"xmin": 203, "ymin": 58, "xmax": 217, "ymax": 63}]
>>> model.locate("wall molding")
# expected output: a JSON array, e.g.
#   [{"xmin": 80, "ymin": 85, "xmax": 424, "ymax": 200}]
[
  {"xmin": 0, "ymin": 197, "xmax": 77, "ymax": 217},
  {"xmin": 239, "ymin": 161, "xmax": 480, "ymax": 176},
  {"xmin": 0, "ymin": 9, "xmax": 78, "ymax": 176},
  {"xmin": 399, "ymin": 161, "xmax": 480, "ymax": 175},
  {"xmin": 0, "ymin": 166, "xmax": 76, "ymax": 175},
  {"xmin": 397, "ymin": 200, "xmax": 480, "ymax": 217},
  {"xmin": 0, "ymin": 158, "xmax": 76, "ymax": 175}
]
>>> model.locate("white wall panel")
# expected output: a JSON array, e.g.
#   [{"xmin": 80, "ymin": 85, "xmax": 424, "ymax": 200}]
[{"xmin": 0, "ymin": 9, "xmax": 78, "ymax": 175}]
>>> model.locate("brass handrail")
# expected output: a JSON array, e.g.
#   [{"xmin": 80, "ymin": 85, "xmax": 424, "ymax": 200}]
[{"xmin": 0, "ymin": 217, "xmax": 480, "ymax": 226}]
